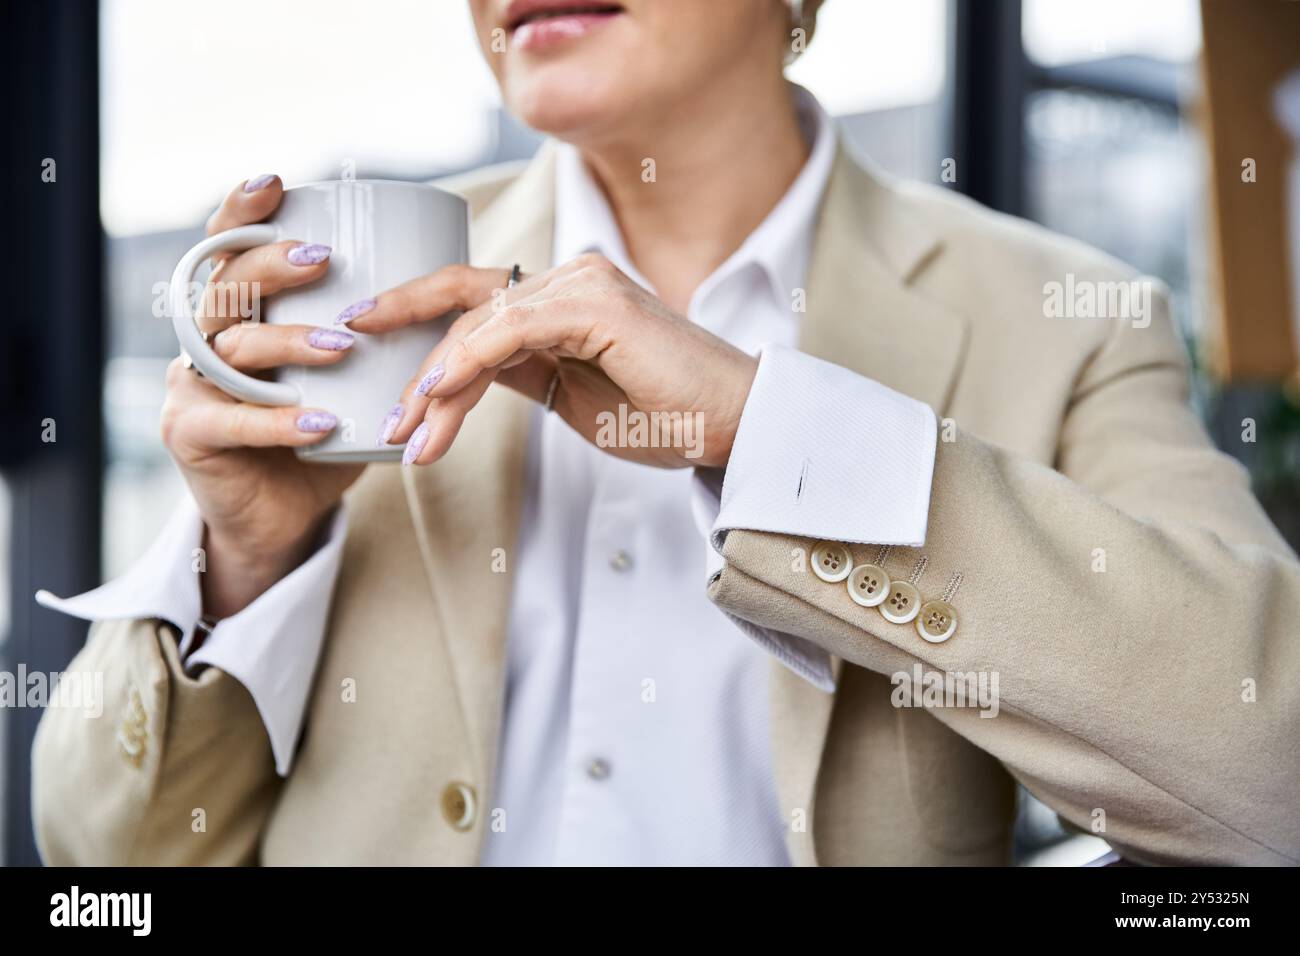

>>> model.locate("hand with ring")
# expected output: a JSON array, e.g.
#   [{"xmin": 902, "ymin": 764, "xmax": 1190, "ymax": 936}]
[{"xmin": 340, "ymin": 253, "xmax": 759, "ymax": 469}]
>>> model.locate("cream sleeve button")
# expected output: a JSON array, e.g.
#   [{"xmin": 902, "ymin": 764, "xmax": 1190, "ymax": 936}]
[
  {"xmin": 811, "ymin": 542, "xmax": 853, "ymax": 582},
  {"xmin": 441, "ymin": 782, "xmax": 477, "ymax": 831},
  {"xmin": 879, "ymin": 580, "xmax": 921, "ymax": 624},
  {"xmin": 847, "ymin": 563, "xmax": 890, "ymax": 607},
  {"xmin": 916, "ymin": 599, "xmax": 958, "ymax": 643}
]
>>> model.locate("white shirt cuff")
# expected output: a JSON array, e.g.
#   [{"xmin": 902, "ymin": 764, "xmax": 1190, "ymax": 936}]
[
  {"xmin": 187, "ymin": 508, "xmax": 347, "ymax": 775},
  {"xmin": 715, "ymin": 344, "xmax": 937, "ymax": 548},
  {"xmin": 694, "ymin": 345, "xmax": 939, "ymax": 692},
  {"xmin": 36, "ymin": 497, "xmax": 348, "ymax": 776}
]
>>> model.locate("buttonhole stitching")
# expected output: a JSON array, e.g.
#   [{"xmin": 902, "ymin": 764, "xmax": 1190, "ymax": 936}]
[{"xmin": 796, "ymin": 458, "xmax": 811, "ymax": 503}]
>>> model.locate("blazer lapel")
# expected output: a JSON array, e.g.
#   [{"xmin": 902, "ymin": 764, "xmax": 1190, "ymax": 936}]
[
  {"xmin": 799, "ymin": 146, "xmax": 968, "ymax": 410},
  {"xmin": 773, "ymin": 145, "xmax": 970, "ymax": 865},
  {"xmin": 402, "ymin": 148, "xmax": 557, "ymax": 789}
]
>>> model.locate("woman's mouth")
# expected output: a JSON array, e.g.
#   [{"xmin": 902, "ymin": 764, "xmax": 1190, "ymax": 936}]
[{"xmin": 505, "ymin": 2, "xmax": 625, "ymax": 52}]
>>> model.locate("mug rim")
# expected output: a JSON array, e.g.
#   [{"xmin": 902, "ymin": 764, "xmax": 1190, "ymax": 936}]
[{"xmin": 285, "ymin": 178, "xmax": 459, "ymax": 195}]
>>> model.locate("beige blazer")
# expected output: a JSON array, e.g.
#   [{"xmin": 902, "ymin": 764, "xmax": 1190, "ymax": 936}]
[{"xmin": 32, "ymin": 144, "xmax": 1300, "ymax": 866}]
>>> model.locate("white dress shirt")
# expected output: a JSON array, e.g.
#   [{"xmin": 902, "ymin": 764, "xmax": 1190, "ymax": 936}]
[{"xmin": 38, "ymin": 89, "xmax": 937, "ymax": 866}]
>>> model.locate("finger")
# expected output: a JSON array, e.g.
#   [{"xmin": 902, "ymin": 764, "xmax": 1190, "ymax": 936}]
[
  {"xmin": 207, "ymin": 175, "xmax": 284, "ymax": 237},
  {"xmin": 340, "ymin": 264, "xmax": 530, "ymax": 333},
  {"xmin": 211, "ymin": 323, "xmax": 355, "ymax": 371},
  {"xmin": 372, "ymin": 265, "xmax": 568, "ymax": 439},
  {"xmin": 198, "ymin": 240, "xmax": 332, "ymax": 332},
  {"xmin": 494, "ymin": 353, "xmax": 559, "ymax": 406},
  {"xmin": 163, "ymin": 354, "xmax": 212, "ymax": 407},
  {"xmin": 163, "ymin": 359, "xmax": 341, "ymax": 453},
  {"xmin": 401, "ymin": 369, "xmax": 498, "ymax": 466},
  {"xmin": 430, "ymin": 298, "xmax": 604, "ymax": 397},
  {"xmin": 380, "ymin": 296, "xmax": 503, "ymax": 444},
  {"xmin": 187, "ymin": 401, "xmax": 340, "ymax": 451},
  {"xmin": 205, "ymin": 175, "xmax": 286, "ymax": 272}
]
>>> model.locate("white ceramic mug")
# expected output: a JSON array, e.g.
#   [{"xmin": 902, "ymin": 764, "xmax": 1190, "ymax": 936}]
[{"xmin": 169, "ymin": 180, "xmax": 468, "ymax": 461}]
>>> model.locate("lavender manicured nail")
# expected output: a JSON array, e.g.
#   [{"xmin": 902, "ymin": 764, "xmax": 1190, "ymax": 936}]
[
  {"xmin": 377, "ymin": 403, "xmax": 404, "ymax": 446},
  {"xmin": 402, "ymin": 421, "xmax": 430, "ymax": 465},
  {"xmin": 335, "ymin": 297, "xmax": 377, "ymax": 325},
  {"xmin": 308, "ymin": 328, "xmax": 354, "ymax": 351},
  {"xmin": 243, "ymin": 174, "xmax": 277, "ymax": 192},
  {"xmin": 296, "ymin": 411, "xmax": 338, "ymax": 433},
  {"xmin": 415, "ymin": 363, "xmax": 445, "ymax": 396},
  {"xmin": 288, "ymin": 243, "xmax": 331, "ymax": 266}
]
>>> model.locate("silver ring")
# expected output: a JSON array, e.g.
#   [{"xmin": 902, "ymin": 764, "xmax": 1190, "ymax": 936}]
[
  {"xmin": 543, "ymin": 371, "xmax": 560, "ymax": 412},
  {"xmin": 507, "ymin": 263, "xmax": 522, "ymax": 288},
  {"xmin": 181, "ymin": 332, "xmax": 210, "ymax": 377}
]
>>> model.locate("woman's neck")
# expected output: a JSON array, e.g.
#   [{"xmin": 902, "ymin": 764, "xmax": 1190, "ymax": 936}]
[{"xmin": 576, "ymin": 76, "xmax": 810, "ymax": 313}]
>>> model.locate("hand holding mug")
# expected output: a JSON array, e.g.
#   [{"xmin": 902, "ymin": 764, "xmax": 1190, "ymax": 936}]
[
  {"xmin": 163, "ymin": 175, "xmax": 468, "ymax": 618},
  {"xmin": 162, "ymin": 175, "xmax": 360, "ymax": 618},
  {"xmin": 344, "ymin": 253, "xmax": 759, "ymax": 470}
]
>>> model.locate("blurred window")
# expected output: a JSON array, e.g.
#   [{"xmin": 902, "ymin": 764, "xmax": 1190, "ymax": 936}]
[
  {"xmin": 1022, "ymin": 0, "xmax": 1201, "ymax": 67},
  {"xmin": 1022, "ymin": 0, "xmax": 1203, "ymax": 348},
  {"xmin": 788, "ymin": 0, "xmax": 946, "ymax": 114},
  {"xmin": 100, "ymin": 0, "xmax": 503, "ymax": 238}
]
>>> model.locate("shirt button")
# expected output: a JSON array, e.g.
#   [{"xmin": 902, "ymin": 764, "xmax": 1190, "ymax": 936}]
[
  {"xmin": 440, "ymin": 782, "xmax": 477, "ymax": 831},
  {"xmin": 847, "ymin": 563, "xmax": 891, "ymax": 607},
  {"xmin": 586, "ymin": 757, "xmax": 612, "ymax": 781},
  {"xmin": 916, "ymin": 599, "xmax": 958, "ymax": 643},
  {"xmin": 811, "ymin": 542, "xmax": 853, "ymax": 582},
  {"xmin": 609, "ymin": 550, "xmax": 633, "ymax": 572},
  {"xmin": 879, "ymin": 580, "xmax": 921, "ymax": 624}
]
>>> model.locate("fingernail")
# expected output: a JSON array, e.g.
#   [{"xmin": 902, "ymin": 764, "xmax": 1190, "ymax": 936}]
[
  {"xmin": 308, "ymin": 328, "xmax": 354, "ymax": 351},
  {"xmin": 402, "ymin": 421, "xmax": 429, "ymax": 465},
  {"xmin": 288, "ymin": 243, "xmax": 331, "ymax": 266},
  {"xmin": 335, "ymin": 297, "xmax": 377, "ymax": 325},
  {"xmin": 377, "ymin": 403, "xmax": 403, "ymax": 446},
  {"xmin": 415, "ymin": 363, "xmax": 445, "ymax": 396},
  {"xmin": 243, "ymin": 174, "xmax": 277, "ymax": 192},
  {"xmin": 296, "ymin": 411, "xmax": 338, "ymax": 433}
]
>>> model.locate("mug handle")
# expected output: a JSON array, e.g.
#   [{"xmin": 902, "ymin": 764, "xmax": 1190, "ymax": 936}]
[{"xmin": 168, "ymin": 223, "xmax": 301, "ymax": 406}]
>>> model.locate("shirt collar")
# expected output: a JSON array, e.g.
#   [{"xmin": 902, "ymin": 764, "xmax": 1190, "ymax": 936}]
[{"xmin": 552, "ymin": 85, "xmax": 838, "ymax": 308}]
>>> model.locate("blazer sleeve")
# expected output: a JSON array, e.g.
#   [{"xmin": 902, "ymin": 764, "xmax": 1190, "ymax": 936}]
[
  {"xmin": 707, "ymin": 290, "xmax": 1300, "ymax": 865},
  {"xmin": 31, "ymin": 617, "xmax": 280, "ymax": 865}
]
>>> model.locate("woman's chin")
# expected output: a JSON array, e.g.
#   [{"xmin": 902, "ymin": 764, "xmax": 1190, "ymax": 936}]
[{"xmin": 511, "ymin": 94, "xmax": 627, "ymax": 141}]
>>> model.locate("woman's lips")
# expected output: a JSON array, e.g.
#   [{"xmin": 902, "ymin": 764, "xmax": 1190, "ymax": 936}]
[{"xmin": 512, "ymin": 11, "xmax": 621, "ymax": 51}]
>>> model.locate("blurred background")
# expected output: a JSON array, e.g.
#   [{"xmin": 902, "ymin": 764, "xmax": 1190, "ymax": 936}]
[{"xmin": 3, "ymin": 0, "xmax": 1298, "ymax": 866}]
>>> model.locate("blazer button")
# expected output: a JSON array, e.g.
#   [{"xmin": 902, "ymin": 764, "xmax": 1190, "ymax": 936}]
[
  {"xmin": 811, "ymin": 542, "xmax": 853, "ymax": 582},
  {"xmin": 916, "ymin": 599, "xmax": 958, "ymax": 643},
  {"xmin": 879, "ymin": 579, "xmax": 921, "ymax": 624},
  {"xmin": 847, "ymin": 563, "xmax": 891, "ymax": 607},
  {"xmin": 441, "ymin": 782, "xmax": 477, "ymax": 831},
  {"xmin": 116, "ymin": 684, "xmax": 148, "ymax": 767}
]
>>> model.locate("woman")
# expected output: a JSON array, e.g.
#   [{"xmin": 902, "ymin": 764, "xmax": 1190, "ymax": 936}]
[{"xmin": 33, "ymin": 0, "xmax": 1300, "ymax": 866}]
